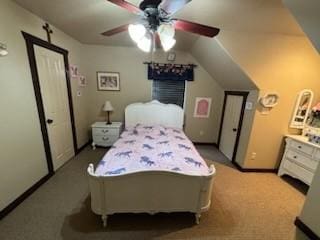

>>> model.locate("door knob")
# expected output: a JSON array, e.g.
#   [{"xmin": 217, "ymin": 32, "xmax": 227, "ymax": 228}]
[
  {"xmin": 47, "ymin": 119, "xmax": 53, "ymax": 124},
  {"xmin": 232, "ymin": 128, "xmax": 237, "ymax": 132}
]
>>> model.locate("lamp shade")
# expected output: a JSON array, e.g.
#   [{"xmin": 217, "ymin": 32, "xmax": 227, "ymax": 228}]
[
  {"xmin": 158, "ymin": 24, "xmax": 175, "ymax": 39},
  {"xmin": 128, "ymin": 24, "xmax": 146, "ymax": 43},
  {"xmin": 137, "ymin": 35, "xmax": 152, "ymax": 53},
  {"xmin": 103, "ymin": 101, "xmax": 114, "ymax": 112},
  {"xmin": 159, "ymin": 34, "xmax": 176, "ymax": 52}
]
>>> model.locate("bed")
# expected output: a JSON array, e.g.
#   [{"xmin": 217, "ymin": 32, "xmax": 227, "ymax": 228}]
[{"xmin": 87, "ymin": 100, "xmax": 216, "ymax": 227}]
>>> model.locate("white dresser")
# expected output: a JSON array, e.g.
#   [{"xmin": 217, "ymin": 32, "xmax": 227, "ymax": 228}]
[
  {"xmin": 278, "ymin": 135, "xmax": 320, "ymax": 186},
  {"xmin": 91, "ymin": 122, "xmax": 123, "ymax": 149}
]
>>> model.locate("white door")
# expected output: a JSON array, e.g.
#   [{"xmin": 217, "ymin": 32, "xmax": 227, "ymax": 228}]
[
  {"xmin": 34, "ymin": 46, "xmax": 75, "ymax": 171},
  {"xmin": 219, "ymin": 95, "xmax": 244, "ymax": 160}
]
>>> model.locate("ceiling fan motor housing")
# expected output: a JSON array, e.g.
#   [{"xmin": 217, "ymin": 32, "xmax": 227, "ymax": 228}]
[{"xmin": 139, "ymin": 0, "xmax": 162, "ymax": 10}]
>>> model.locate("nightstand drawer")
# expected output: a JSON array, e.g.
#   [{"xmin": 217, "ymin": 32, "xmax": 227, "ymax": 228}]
[
  {"xmin": 286, "ymin": 150, "xmax": 318, "ymax": 171},
  {"xmin": 93, "ymin": 135, "xmax": 118, "ymax": 146},
  {"xmin": 283, "ymin": 160, "xmax": 313, "ymax": 185},
  {"xmin": 93, "ymin": 127, "xmax": 120, "ymax": 136},
  {"xmin": 288, "ymin": 140, "xmax": 314, "ymax": 156}
]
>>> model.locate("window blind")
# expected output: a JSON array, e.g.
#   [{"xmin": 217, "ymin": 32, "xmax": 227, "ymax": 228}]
[{"xmin": 152, "ymin": 80, "xmax": 186, "ymax": 108}]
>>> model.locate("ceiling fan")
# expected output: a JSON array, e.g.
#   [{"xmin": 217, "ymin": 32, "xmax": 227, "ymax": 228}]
[{"xmin": 102, "ymin": 0, "xmax": 220, "ymax": 52}]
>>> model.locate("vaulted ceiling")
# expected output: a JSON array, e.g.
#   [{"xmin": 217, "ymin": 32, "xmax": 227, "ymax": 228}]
[
  {"xmin": 283, "ymin": 0, "xmax": 320, "ymax": 53},
  {"xmin": 13, "ymin": 0, "xmax": 304, "ymax": 50}
]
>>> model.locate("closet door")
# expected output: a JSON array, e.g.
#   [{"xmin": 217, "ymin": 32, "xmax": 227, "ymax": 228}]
[
  {"xmin": 219, "ymin": 95, "xmax": 244, "ymax": 160},
  {"xmin": 34, "ymin": 46, "xmax": 75, "ymax": 171}
]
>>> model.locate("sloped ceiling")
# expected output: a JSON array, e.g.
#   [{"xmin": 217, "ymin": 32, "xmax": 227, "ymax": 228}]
[
  {"xmin": 13, "ymin": 0, "xmax": 303, "ymax": 50},
  {"xmin": 191, "ymin": 36, "xmax": 258, "ymax": 90},
  {"xmin": 283, "ymin": 0, "xmax": 320, "ymax": 53}
]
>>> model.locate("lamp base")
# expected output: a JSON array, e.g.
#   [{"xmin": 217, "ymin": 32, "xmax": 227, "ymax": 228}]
[{"xmin": 106, "ymin": 111, "xmax": 112, "ymax": 125}]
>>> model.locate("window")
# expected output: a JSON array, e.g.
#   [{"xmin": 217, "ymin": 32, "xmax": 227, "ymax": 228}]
[{"xmin": 152, "ymin": 80, "xmax": 186, "ymax": 108}]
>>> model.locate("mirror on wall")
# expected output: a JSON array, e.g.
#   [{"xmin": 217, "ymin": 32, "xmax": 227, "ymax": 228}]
[{"xmin": 290, "ymin": 89, "xmax": 314, "ymax": 129}]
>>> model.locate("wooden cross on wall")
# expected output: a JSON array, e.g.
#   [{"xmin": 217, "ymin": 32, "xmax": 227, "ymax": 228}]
[{"xmin": 43, "ymin": 23, "xmax": 53, "ymax": 43}]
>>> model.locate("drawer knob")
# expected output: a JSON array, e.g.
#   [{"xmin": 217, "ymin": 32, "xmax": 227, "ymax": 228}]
[
  {"xmin": 103, "ymin": 137, "xmax": 109, "ymax": 141},
  {"xmin": 298, "ymin": 146, "xmax": 302, "ymax": 149},
  {"xmin": 103, "ymin": 129, "xmax": 109, "ymax": 133},
  {"xmin": 293, "ymin": 156, "xmax": 297, "ymax": 159}
]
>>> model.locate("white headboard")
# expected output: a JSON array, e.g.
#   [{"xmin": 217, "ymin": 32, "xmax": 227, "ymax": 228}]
[{"xmin": 125, "ymin": 100, "xmax": 184, "ymax": 129}]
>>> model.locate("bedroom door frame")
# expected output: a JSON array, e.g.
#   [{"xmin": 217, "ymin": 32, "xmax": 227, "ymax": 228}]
[
  {"xmin": 217, "ymin": 91, "xmax": 249, "ymax": 163},
  {"xmin": 22, "ymin": 31, "xmax": 78, "ymax": 174}
]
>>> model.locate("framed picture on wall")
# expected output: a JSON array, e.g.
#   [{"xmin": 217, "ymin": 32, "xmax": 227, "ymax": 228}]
[
  {"xmin": 194, "ymin": 97, "xmax": 212, "ymax": 118},
  {"xmin": 78, "ymin": 75, "xmax": 86, "ymax": 87},
  {"xmin": 97, "ymin": 72, "xmax": 120, "ymax": 91},
  {"xmin": 70, "ymin": 64, "xmax": 79, "ymax": 77}
]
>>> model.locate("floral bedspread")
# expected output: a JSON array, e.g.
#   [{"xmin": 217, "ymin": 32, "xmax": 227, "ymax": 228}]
[{"xmin": 95, "ymin": 124, "xmax": 213, "ymax": 176}]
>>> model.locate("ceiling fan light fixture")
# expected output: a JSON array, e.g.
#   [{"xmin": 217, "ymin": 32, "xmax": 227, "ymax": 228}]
[
  {"xmin": 128, "ymin": 24, "xmax": 146, "ymax": 43},
  {"xmin": 157, "ymin": 23, "xmax": 175, "ymax": 39},
  {"xmin": 160, "ymin": 35, "xmax": 176, "ymax": 52},
  {"xmin": 137, "ymin": 35, "xmax": 152, "ymax": 52}
]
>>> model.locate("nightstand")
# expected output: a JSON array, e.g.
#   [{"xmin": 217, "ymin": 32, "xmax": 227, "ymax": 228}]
[{"xmin": 91, "ymin": 122, "xmax": 123, "ymax": 149}]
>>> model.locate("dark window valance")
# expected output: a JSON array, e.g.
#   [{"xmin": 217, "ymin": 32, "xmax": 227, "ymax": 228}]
[{"xmin": 146, "ymin": 62, "xmax": 195, "ymax": 81}]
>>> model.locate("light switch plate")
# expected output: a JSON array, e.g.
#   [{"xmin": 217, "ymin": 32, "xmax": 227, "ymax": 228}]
[{"xmin": 245, "ymin": 101, "xmax": 253, "ymax": 110}]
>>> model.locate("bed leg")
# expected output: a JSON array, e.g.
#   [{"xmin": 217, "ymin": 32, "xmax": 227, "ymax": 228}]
[
  {"xmin": 101, "ymin": 214, "xmax": 108, "ymax": 227},
  {"xmin": 195, "ymin": 213, "xmax": 201, "ymax": 225}
]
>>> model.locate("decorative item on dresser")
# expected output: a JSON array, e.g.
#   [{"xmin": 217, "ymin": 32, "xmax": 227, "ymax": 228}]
[
  {"xmin": 91, "ymin": 122, "xmax": 123, "ymax": 150},
  {"xmin": 103, "ymin": 101, "xmax": 114, "ymax": 125},
  {"xmin": 278, "ymin": 135, "xmax": 320, "ymax": 186},
  {"xmin": 290, "ymin": 89, "xmax": 314, "ymax": 129}
]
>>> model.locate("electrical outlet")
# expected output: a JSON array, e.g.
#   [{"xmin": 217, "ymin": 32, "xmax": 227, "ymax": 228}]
[
  {"xmin": 200, "ymin": 131, "xmax": 204, "ymax": 136},
  {"xmin": 251, "ymin": 152, "xmax": 257, "ymax": 160}
]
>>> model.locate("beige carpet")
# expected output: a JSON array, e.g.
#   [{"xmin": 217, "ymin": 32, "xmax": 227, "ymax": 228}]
[{"xmin": 0, "ymin": 146, "xmax": 307, "ymax": 240}]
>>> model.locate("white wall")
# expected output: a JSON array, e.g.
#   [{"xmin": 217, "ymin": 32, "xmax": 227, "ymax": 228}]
[
  {"xmin": 83, "ymin": 45, "xmax": 224, "ymax": 143},
  {"xmin": 218, "ymin": 31, "xmax": 320, "ymax": 169},
  {"xmin": 0, "ymin": 0, "xmax": 90, "ymax": 211},
  {"xmin": 190, "ymin": 36, "xmax": 259, "ymax": 166}
]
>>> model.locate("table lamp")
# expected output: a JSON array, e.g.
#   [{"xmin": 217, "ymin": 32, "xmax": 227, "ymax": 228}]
[{"xmin": 103, "ymin": 101, "xmax": 114, "ymax": 125}]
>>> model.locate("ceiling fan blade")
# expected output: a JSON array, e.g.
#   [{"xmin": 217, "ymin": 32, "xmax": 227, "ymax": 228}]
[
  {"xmin": 160, "ymin": 0, "xmax": 192, "ymax": 15},
  {"xmin": 173, "ymin": 19, "xmax": 220, "ymax": 38},
  {"xmin": 107, "ymin": 0, "xmax": 142, "ymax": 15},
  {"xmin": 101, "ymin": 24, "xmax": 129, "ymax": 36}
]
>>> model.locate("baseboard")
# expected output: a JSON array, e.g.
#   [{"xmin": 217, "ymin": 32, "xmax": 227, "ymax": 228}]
[
  {"xmin": 0, "ymin": 141, "xmax": 90, "ymax": 220},
  {"xmin": 193, "ymin": 142, "xmax": 218, "ymax": 147},
  {"xmin": 76, "ymin": 141, "xmax": 91, "ymax": 154},
  {"xmin": 0, "ymin": 173, "xmax": 53, "ymax": 220},
  {"xmin": 295, "ymin": 217, "xmax": 320, "ymax": 240},
  {"xmin": 232, "ymin": 161, "xmax": 277, "ymax": 173}
]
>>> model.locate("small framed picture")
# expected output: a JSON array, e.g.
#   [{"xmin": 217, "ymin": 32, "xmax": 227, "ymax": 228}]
[
  {"xmin": 70, "ymin": 64, "xmax": 79, "ymax": 77},
  {"xmin": 194, "ymin": 97, "xmax": 212, "ymax": 118},
  {"xmin": 97, "ymin": 72, "xmax": 120, "ymax": 91},
  {"xmin": 78, "ymin": 76, "xmax": 86, "ymax": 87},
  {"xmin": 167, "ymin": 52, "xmax": 176, "ymax": 62}
]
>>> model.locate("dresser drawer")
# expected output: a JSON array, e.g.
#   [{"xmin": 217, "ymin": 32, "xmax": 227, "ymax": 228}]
[
  {"xmin": 93, "ymin": 127, "xmax": 120, "ymax": 136},
  {"xmin": 93, "ymin": 135, "xmax": 118, "ymax": 147},
  {"xmin": 286, "ymin": 150, "xmax": 318, "ymax": 172},
  {"xmin": 288, "ymin": 140, "xmax": 314, "ymax": 156},
  {"xmin": 283, "ymin": 160, "xmax": 314, "ymax": 185}
]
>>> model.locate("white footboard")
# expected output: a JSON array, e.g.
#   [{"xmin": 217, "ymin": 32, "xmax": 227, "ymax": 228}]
[{"xmin": 87, "ymin": 164, "xmax": 215, "ymax": 227}]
